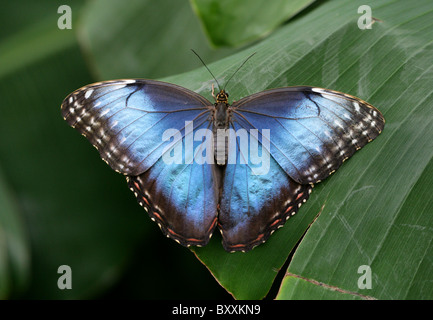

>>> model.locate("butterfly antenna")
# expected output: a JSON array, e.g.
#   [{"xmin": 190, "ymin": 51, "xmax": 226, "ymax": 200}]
[
  {"xmin": 223, "ymin": 52, "xmax": 256, "ymax": 91},
  {"xmin": 191, "ymin": 49, "xmax": 221, "ymax": 91}
]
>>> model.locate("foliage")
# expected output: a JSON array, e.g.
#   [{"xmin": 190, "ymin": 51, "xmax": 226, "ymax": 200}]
[{"xmin": 1, "ymin": 0, "xmax": 432, "ymax": 299}]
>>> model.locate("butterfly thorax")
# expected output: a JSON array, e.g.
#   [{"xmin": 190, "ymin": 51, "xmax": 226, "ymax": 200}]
[{"xmin": 213, "ymin": 90, "xmax": 230, "ymax": 166}]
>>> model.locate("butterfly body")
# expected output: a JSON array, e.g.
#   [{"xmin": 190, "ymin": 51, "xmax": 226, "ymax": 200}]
[
  {"xmin": 212, "ymin": 89, "xmax": 231, "ymax": 165},
  {"xmin": 61, "ymin": 78, "xmax": 384, "ymax": 252}
]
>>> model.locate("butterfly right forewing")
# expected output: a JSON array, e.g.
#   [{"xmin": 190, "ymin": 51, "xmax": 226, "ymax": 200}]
[{"xmin": 231, "ymin": 86, "xmax": 385, "ymax": 185}]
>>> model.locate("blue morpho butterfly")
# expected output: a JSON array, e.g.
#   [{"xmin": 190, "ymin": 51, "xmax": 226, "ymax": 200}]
[{"xmin": 61, "ymin": 53, "xmax": 385, "ymax": 252}]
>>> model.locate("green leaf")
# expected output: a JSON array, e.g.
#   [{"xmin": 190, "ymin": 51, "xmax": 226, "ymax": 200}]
[
  {"xmin": 164, "ymin": 0, "xmax": 433, "ymax": 299},
  {"xmin": 0, "ymin": 166, "xmax": 30, "ymax": 299},
  {"xmin": 190, "ymin": 0, "xmax": 316, "ymax": 47},
  {"xmin": 79, "ymin": 0, "xmax": 238, "ymax": 80},
  {"xmin": 276, "ymin": 275, "xmax": 366, "ymax": 300},
  {"xmin": 275, "ymin": 0, "xmax": 433, "ymax": 300}
]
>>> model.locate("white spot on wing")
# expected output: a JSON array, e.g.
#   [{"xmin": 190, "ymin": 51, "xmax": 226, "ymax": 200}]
[
  {"xmin": 110, "ymin": 120, "xmax": 119, "ymax": 129},
  {"xmin": 353, "ymin": 101, "xmax": 360, "ymax": 112},
  {"xmin": 334, "ymin": 119, "xmax": 344, "ymax": 129},
  {"xmin": 100, "ymin": 108, "xmax": 110, "ymax": 117},
  {"xmin": 312, "ymin": 88, "xmax": 325, "ymax": 93},
  {"xmin": 85, "ymin": 89, "xmax": 94, "ymax": 99},
  {"xmin": 343, "ymin": 112, "xmax": 352, "ymax": 120}
]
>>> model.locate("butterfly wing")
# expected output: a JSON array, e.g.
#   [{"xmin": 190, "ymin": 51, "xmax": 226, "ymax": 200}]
[
  {"xmin": 218, "ymin": 86, "xmax": 385, "ymax": 251},
  {"xmin": 127, "ymin": 120, "xmax": 221, "ymax": 247},
  {"xmin": 218, "ymin": 121, "xmax": 312, "ymax": 252},
  {"xmin": 61, "ymin": 79, "xmax": 219, "ymax": 246},
  {"xmin": 61, "ymin": 79, "xmax": 213, "ymax": 176},
  {"xmin": 231, "ymin": 86, "xmax": 385, "ymax": 184}
]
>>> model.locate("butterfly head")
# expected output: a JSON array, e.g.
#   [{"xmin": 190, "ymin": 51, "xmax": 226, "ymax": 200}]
[{"xmin": 215, "ymin": 89, "xmax": 229, "ymax": 104}]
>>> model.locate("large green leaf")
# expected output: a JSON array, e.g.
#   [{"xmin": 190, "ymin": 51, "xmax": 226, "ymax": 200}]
[
  {"xmin": 190, "ymin": 0, "xmax": 316, "ymax": 47},
  {"xmin": 79, "ymin": 0, "xmax": 238, "ymax": 80},
  {"xmin": 275, "ymin": 0, "xmax": 433, "ymax": 300},
  {"xmin": 162, "ymin": 0, "xmax": 433, "ymax": 299},
  {"xmin": 2, "ymin": 0, "xmax": 432, "ymax": 300}
]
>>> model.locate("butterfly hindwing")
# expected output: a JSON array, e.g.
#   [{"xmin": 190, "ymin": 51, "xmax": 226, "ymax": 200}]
[
  {"xmin": 218, "ymin": 121, "xmax": 312, "ymax": 252},
  {"xmin": 127, "ymin": 158, "xmax": 220, "ymax": 247},
  {"xmin": 231, "ymin": 86, "xmax": 385, "ymax": 185},
  {"xmin": 126, "ymin": 118, "xmax": 221, "ymax": 247}
]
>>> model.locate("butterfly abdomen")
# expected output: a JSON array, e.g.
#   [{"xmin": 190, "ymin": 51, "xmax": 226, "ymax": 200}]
[
  {"xmin": 213, "ymin": 102, "xmax": 230, "ymax": 165},
  {"xmin": 214, "ymin": 128, "xmax": 229, "ymax": 165}
]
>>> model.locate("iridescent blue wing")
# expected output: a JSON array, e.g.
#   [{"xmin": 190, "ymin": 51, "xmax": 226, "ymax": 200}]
[
  {"xmin": 219, "ymin": 86, "xmax": 384, "ymax": 251},
  {"xmin": 231, "ymin": 86, "xmax": 385, "ymax": 184},
  {"xmin": 61, "ymin": 79, "xmax": 212, "ymax": 176},
  {"xmin": 219, "ymin": 121, "xmax": 312, "ymax": 252},
  {"xmin": 127, "ymin": 120, "xmax": 221, "ymax": 247},
  {"xmin": 61, "ymin": 79, "xmax": 219, "ymax": 247}
]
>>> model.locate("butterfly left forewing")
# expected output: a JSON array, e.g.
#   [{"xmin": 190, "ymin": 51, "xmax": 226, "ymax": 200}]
[{"xmin": 61, "ymin": 79, "xmax": 212, "ymax": 176}]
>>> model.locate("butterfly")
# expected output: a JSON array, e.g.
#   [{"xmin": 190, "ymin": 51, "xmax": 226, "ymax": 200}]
[{"xmin": 61, "ymin": 67, "xmax": 384, "ymax": 252}]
